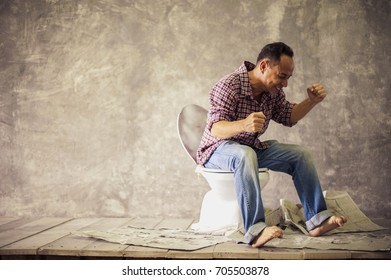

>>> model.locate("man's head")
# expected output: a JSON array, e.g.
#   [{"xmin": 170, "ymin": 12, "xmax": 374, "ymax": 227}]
[
  {"xmin": 256, "ymin": 42, "xmax": 295, "ymax": 94},
  {"xmin": 256, "ymin": 42, "xmax": 294, "ymax": 65}
]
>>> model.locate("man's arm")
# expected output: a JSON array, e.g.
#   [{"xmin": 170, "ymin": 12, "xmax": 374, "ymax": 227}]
[
  {"xmin": 290, "ymin": 83, "xmax": 327, "ymax": 123},
  {"xmin": 211, "ymin": 112, "xmax": 266, "ymax": 139}
]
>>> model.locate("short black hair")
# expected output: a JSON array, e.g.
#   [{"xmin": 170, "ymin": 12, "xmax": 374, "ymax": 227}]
[{"xmin": 256, "ymin": 42, "xmax": 294, "ymax": 64}]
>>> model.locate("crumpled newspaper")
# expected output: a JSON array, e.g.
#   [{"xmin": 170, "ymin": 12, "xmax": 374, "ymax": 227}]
[
  {"xmin": 280, "ymin": 190, "xmax": 385, "ymax": 235},
  {"xmin": 228, "ymin": 190, "xmax": 390, "ymax": 251}
]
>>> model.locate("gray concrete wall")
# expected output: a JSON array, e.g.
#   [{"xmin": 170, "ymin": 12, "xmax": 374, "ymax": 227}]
[{"xmin": 0, "ymin": 0, "xmax": 390, "ymax": 219}]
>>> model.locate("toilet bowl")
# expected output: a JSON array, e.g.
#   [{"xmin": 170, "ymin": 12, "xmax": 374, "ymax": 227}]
[
  {"xmin": 191, "ymin": 166, "xmax": 269, "ymax": 232},
  {"xmin": 177, "ymin": 104, "xmax": 270, "ymax": 232}
]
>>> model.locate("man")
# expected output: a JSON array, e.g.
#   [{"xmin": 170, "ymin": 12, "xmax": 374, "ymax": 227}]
[{"xmin": 196, "ymin": 42, "xmax": 346, "ymax": 248}]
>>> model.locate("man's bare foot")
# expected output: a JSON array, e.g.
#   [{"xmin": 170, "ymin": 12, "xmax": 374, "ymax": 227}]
[
  {"xmin": 251, "ymin": 226, "xmax": 283, "ymax": 248},
  {"xmin": 308, "ymin": 215, "xmax": 347, "ymax": 237}
]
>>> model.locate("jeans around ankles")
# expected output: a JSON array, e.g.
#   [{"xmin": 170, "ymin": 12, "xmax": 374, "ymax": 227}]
[{"xmin": 204, "ymin": 140, "xmax": 333, "ymax": 244}]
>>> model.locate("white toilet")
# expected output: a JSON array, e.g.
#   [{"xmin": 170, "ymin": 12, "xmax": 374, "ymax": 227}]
[{"xmin": 177, "ymin": 104, "xmax": 269, "ymax": 232}]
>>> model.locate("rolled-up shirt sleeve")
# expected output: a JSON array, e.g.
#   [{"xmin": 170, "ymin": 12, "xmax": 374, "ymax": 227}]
[
  {"xmin": 272, "ymin": 90, "xmax": 297, "ymax": 127},
  {"xmin": 206, "ymin": 81, "xmax": 238, "ymax": 131}
]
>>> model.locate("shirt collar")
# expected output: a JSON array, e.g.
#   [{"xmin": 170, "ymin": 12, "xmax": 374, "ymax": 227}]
[{"xmin": 236, "ymin": 61, "xmax": 256, "ymax": 97}]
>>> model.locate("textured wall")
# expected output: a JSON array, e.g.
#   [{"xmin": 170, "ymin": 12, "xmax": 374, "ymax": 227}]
[{"xmin": 0, "ymin": 0, "xmax": 390, "ymax": 219}]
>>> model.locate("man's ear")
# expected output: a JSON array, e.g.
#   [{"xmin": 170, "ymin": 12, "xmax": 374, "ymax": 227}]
[{"xmin": 258, "ymin": 59, "xmax": 269, "ymax": 74}]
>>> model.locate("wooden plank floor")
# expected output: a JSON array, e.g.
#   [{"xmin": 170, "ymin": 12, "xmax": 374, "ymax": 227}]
[{"xmin": 0, "ymin": 217, "xmax": 390, "ymax": 260}]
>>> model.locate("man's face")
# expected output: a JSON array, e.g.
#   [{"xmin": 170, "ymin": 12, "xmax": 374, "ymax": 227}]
[{"xmin": 264, "ymin": 55, "xmax": 294, "ymax": 94}]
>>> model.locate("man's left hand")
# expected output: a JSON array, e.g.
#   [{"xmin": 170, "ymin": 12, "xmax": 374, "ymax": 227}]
[{"xmin": 307, "ymin": 83, "xmax": 327, "ymax": 104}]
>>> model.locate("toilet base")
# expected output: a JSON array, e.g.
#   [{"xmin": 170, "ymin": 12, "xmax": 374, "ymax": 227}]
[
  {"xmin": 191, "ymin": 167, "xmax": 269, "ymax": 233},
  {"xmin": 191, "ymin": 190, "xmax": 242, "ymax": 232}
]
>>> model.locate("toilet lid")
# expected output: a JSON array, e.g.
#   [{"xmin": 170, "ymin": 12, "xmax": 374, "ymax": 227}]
[{"xmin": 177, "ymin": 104, "xmax": 208, "ymax": 164}]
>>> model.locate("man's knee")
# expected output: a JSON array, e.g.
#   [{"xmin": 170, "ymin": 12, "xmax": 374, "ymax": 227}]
[
  {"xmin": 294, "ymin": 145, "xmax": 314, "ymax": 164},
  {"xmin": 234, "ymin": 145, "xmax": 258, "ymax": 168}
]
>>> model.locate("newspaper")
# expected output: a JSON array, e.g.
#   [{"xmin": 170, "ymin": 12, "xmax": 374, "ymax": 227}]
[
  {"xmin": 280, "ymin": 190, "xmax": 385, "ymax": 235},
  {"xmin": 323, "ymin": 190, "xmax": 385, "ymax": 233},
  {"xmin": 75, "ymin": 191, "xmax": 389, "ymax": 251},
  {"xmin": 280, "ymin": 199, "xmax": 308, "ymax": 234},
  {"xmin": 229, "ymin": 190, "xmax": 390, "ymax": 251},
  {"xmin": 74, "ymin": 226, "xmax": 229, "ymax": 251},
  {"xmin": 264, "ymin": 231, "xmax": 391, "ymax": 252},
  {"xmin": 265, "ymin": 207, "xmax": 283, "ymax": 226}
]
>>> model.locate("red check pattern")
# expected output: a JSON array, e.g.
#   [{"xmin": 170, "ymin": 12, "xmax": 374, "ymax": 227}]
[{"xmin": 196, "ymin": 61, "xmax": 296, "ymax": 165}]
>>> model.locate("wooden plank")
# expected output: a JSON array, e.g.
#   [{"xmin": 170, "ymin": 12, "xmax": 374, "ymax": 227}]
[
  {"xmin": 0, "ymin": 217, "xmax": 38, "ymax": 232},
  {"xmin": 79, "ymin": 218, "xmax": 134, "ymax": 258},
  {"xmin": 0, "ymin": 218, "xmax": 100, "ymax": 256},
  {"xmin": 0, "ymin": 217, "xmax": 21, "ymax": 227},
  {"xmin": 155, "ymin": 218, "xmax": 194, "ymax": 229},
  {"xmin": 213, "ymin": 241, "xmax": 259, "ymax": 259},
  {"xmin": 167, "ymin": 245, "xmax": 215, "ymax": 260},
  {"xmin": 258, "ymin": 247, "xmax": 304, "ymax": 260},
  {"xmin": 0, "ymin": 217, "xmax": 72, "ymax": 248},
  {"xmin": 2, "ymin": 217, "xmax": 388, "ymax": 260},
  {"xmin": 38, "ymin": 218, "xmax": 129, "ymax": 257},
  {"xmin": 303, "ymin": 249, "xmax": 351, "ymax": 259},
  {"xmin": 123, "ymin": 217, "xmax": 168, "ymax": 259},
  {"xmin": 350, "ymin": 250, "xmax": 391, "ymax": 259}
]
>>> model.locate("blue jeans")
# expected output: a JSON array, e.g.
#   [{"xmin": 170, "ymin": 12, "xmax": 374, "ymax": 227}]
[{"xmin": 204, "ymin": 140, "xmax": 333, "ymax": 244}]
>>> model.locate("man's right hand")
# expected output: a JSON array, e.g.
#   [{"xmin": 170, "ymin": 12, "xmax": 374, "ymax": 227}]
[
  {"xmin": 242, "ymin": 112, "xmax": 266, "ymax": 133},
  {"xmin": 211, "ymin": 112, "xmax": 266, "ymax": 139}
]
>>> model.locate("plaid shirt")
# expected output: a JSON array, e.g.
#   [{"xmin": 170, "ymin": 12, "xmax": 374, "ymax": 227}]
[{"xmin": 196, "ymin": 61, "xmax": 296, "ymax": 165}]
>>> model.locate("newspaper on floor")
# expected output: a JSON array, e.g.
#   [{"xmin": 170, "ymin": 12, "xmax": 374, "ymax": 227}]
[
  {"xmin": 228, "ymin": 190, "xmax": 390, "ymax": 251},
  {"xmin": 263, "ymin": 231, "xmax": 391, "ymax": 252},
  {"xmin": 75, "ymin": 190, "xmax": 389, "ymax": 251},
  {"xmin": 323, "ymin": 190, "xmax": 385, "ymax": 233},
  {"xmin": 74, "ymin": 226, "xmax": 229, "ymax": 251},
  {"xmin": 281, "ymin": 190, "xmax": 385, "ymax": 235}
]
